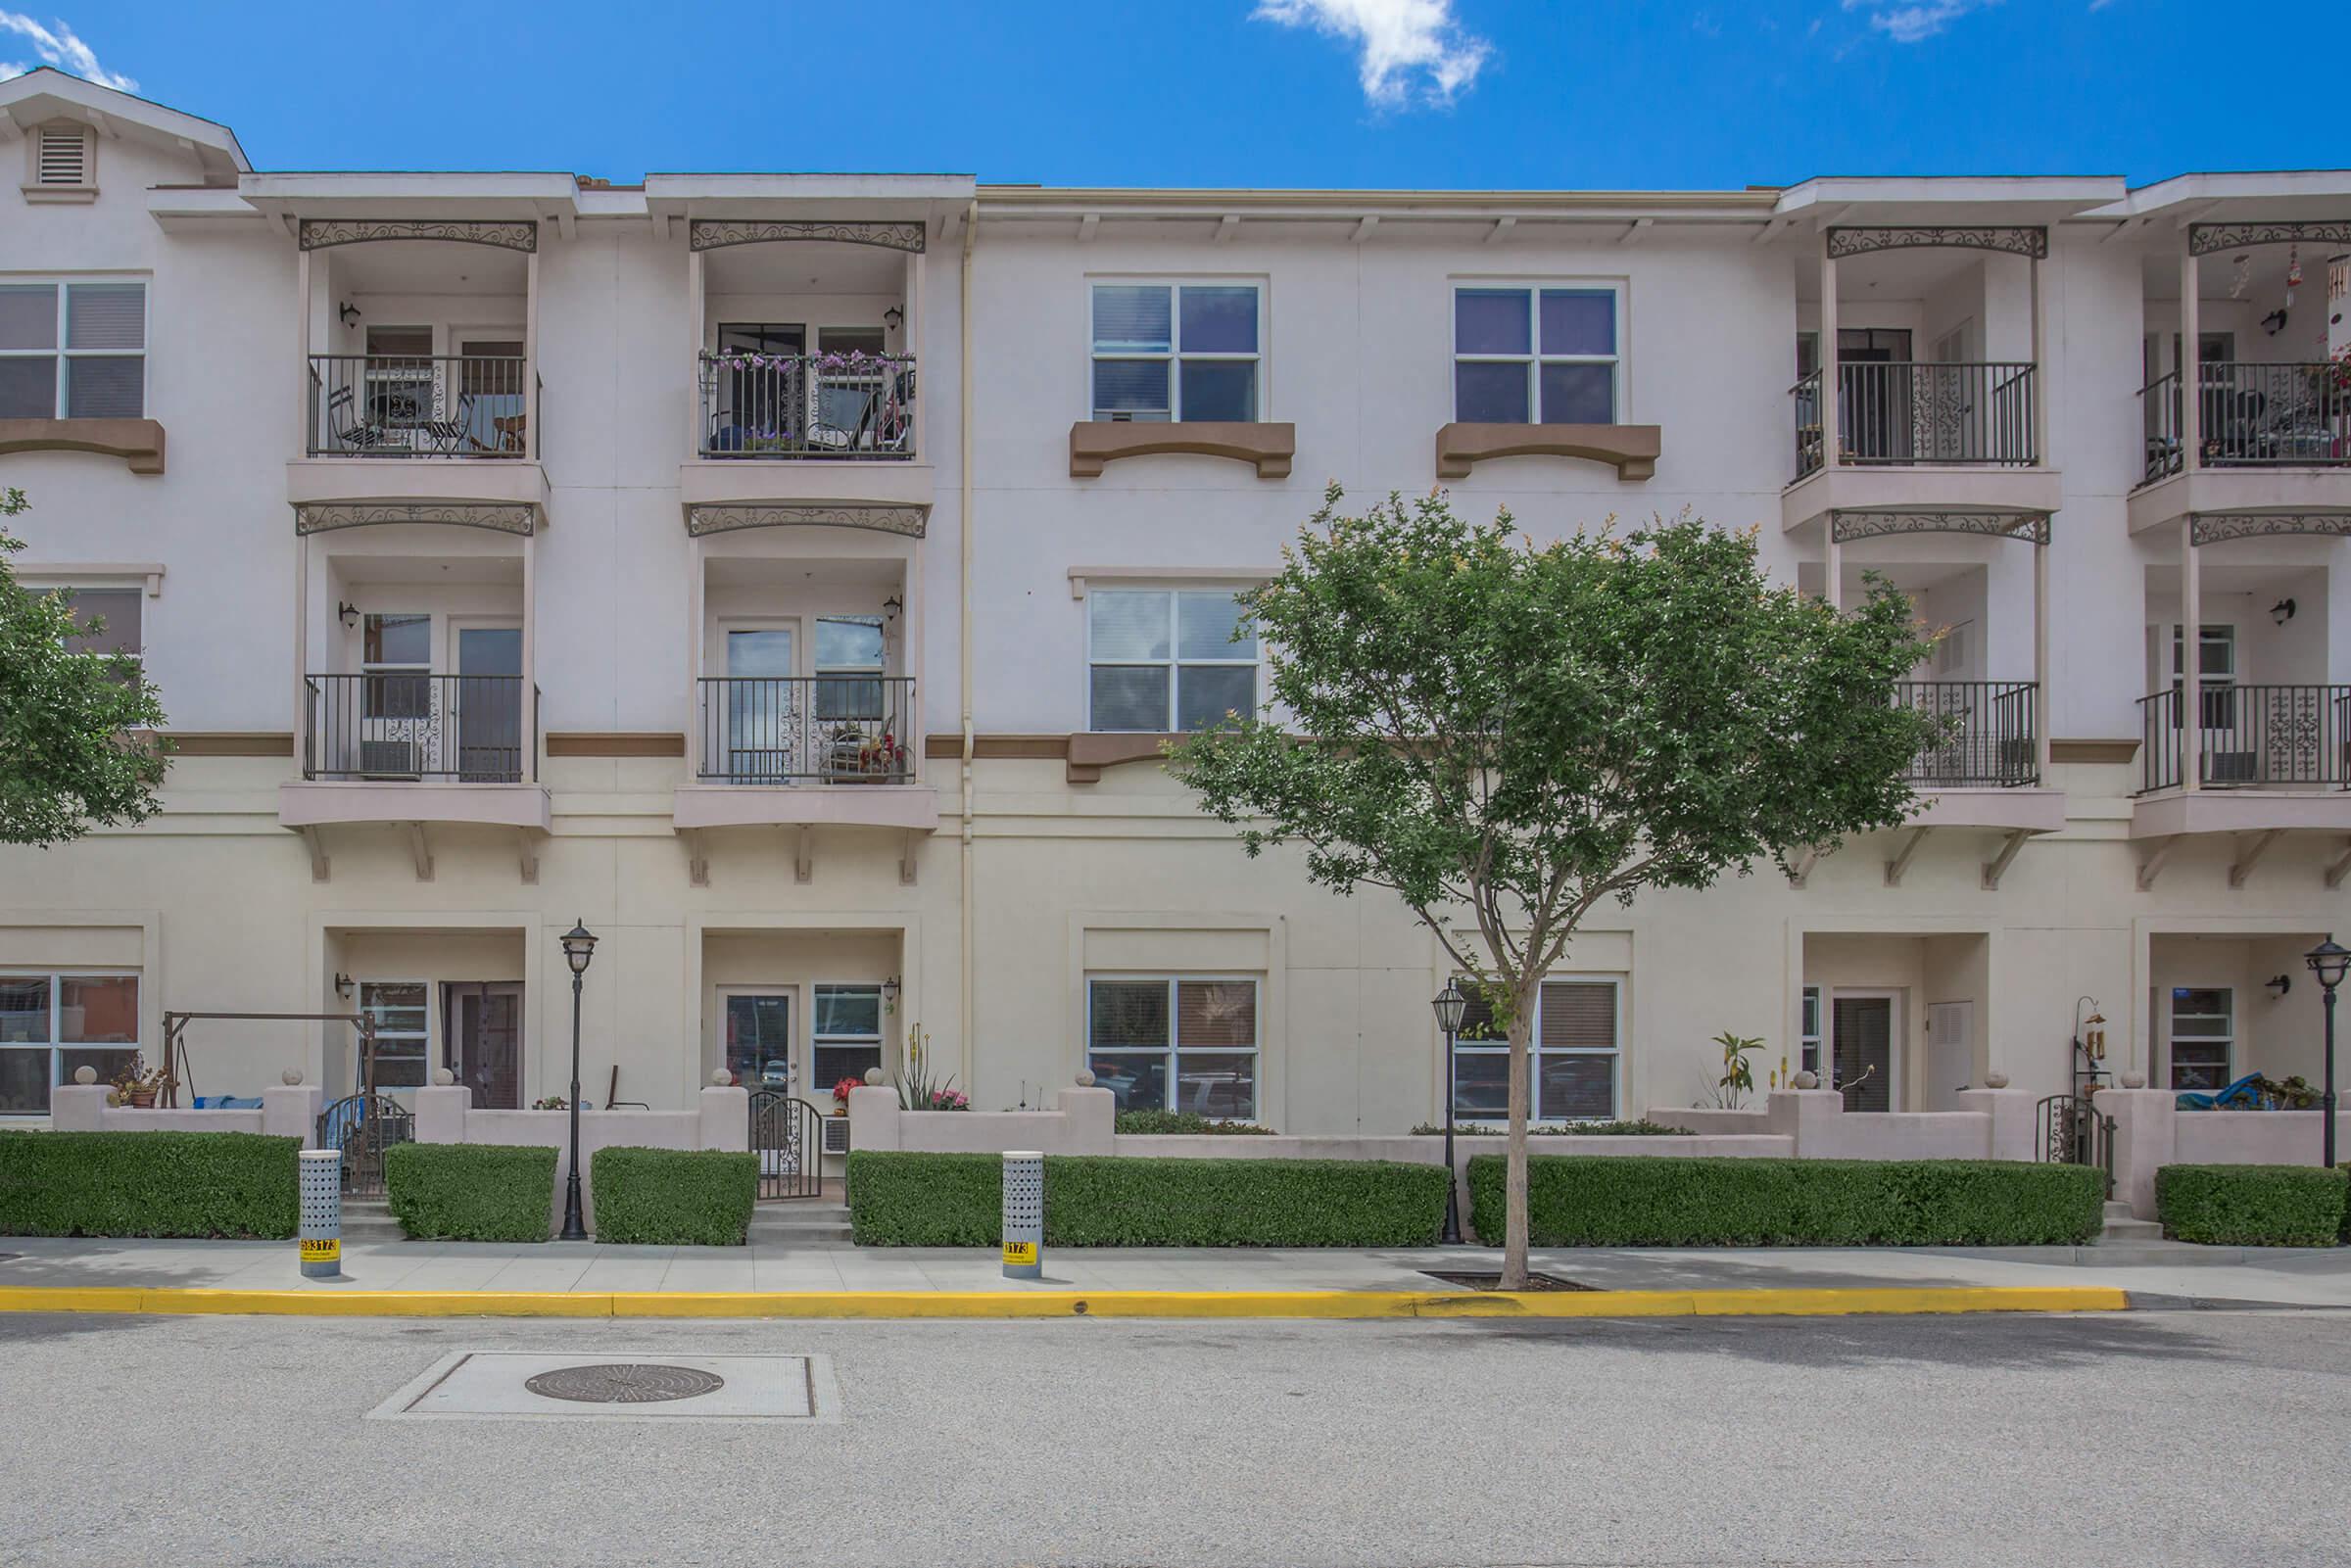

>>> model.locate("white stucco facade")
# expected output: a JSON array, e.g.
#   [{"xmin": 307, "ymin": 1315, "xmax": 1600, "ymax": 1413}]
[{"xmin": 4, "ymin": 69, "xmax": 2348, "ymax": 1135}]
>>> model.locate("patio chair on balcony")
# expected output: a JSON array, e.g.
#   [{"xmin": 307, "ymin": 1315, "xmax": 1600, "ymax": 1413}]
[{"xmin": 323, "ymin": 383, "xmax": 394, "ymax": 453}]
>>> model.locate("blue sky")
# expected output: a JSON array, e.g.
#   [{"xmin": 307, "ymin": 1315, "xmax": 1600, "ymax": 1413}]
[{"xmin": 0, "ymin": 1, "xmax": 2294, "ymax": 189}]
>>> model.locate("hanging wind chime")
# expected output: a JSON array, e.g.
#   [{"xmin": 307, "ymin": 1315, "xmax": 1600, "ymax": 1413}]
[{"xmin": 2229, "ymin": 252, "xmax": 2251, "ymax": 299}]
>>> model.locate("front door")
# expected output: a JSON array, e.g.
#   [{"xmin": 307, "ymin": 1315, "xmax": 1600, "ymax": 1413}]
[
  {"xmin": 444, "ymin": 981, "xmax": 524, "ymax": 1109},
  {"xmin": 725, "ymin": 992, "xmax": 793, "ymax": 1093},
  {"xmin": 1838, "ymin": 327, "xmax": 1911, "ymax": 462},
  {"xmin": 724, "ymin": 627, "xmax": 799, "ymax": 781},
  {"xmin": 1832, "ymin": 994, "xmax": 1895, "ymax": 1113},
  {"xmin": 456, "ymin": 625, "xmax": 523, "ymax": 781}
]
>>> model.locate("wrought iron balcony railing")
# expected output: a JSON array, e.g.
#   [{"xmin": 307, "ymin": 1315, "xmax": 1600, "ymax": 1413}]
[
  {"xmin": 307, "ymin": 355, "xmax": 536, "ymax": 457},
  {"xmin": 2135, "ymin": 683, "xmax": 2351, "ymax": 793},
  {"xmin": 2138, "ymin": 362, "xmax": 2351, "ymax": 484},
  {"xmin": 697, "ymin": 351, "xmax": 915, "ymax": 459},
  {"xmin": 305, "ymin": 673, "xmax": 532, "ymax": 783},
  {"xmin": 1793, "ymin": 361, "xmax": 2039, "ymax": 479},
  {"xmin": 1897, "ymin": 681, "xmax": 2039, "ymax": 787},
  {"xmin": 697, "ymin": 676, "xmax": 916, "ymax": 783}
]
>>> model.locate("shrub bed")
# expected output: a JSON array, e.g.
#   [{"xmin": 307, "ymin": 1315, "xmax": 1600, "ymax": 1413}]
[
  {"xmin": 2156, "ymin": 1164, "xmax": 2348, "ymax": 1247},
  {"xmin": 1114, "ymin": 1111, "xmax": 1272, "ymax": 1135},
  {"xmin": 384, "ymin": 1143, "xmax": 556, "ymax": 1242},
  {"xmin": 0, "ymin": 1130, "xmax": 298, "ymax": 1239},
  {"xmin": 591, "ymin": 1146, "xmax": 756, "ymax": 1246},
  {"xmin": 1467, "ymin": 1155, "xmax": 2104, "ymax": 1247},
  {"xmin": 846, "ymin": 1151, "xmax": 1447, "ymax": 1247}
]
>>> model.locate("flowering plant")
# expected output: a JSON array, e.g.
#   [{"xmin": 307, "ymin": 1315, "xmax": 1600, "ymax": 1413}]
[
  {"xmin": 706, "ymin": 350, "xmax": 910, "ymax": 374},
  {"xmin": 925, "ymin": 1088, "xmax": 970, "ymax": 1112},
  {"xmin": 831, "ymin": 1075, "xmax": 864, "ymax": 1108}
]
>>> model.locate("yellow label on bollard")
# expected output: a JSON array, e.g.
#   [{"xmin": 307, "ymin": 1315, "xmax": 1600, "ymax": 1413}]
[
  {"xmin": 301, "ymin": 1238, "xmax": 340, "ymax": 1263},
  {"xmin": 1002, "ymin": 1241, "xmax": 1037, "ymax": 1266}
]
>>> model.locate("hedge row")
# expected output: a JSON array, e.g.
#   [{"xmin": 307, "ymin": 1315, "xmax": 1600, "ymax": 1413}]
[
  {"xmin": 846, "ymin": 1151, "xmax": 1448, "ymax": 1247},
  {"xmin": 592, "ymin": 1146, "xmax": 756, "ymax": 1246},
  {"xmin": 0, "ymin": 1130, "xmax": 299, "ymax": 1239},
  {"xmin": 1467, "ymin": 1155, "xmax": 2105, "ymax": 1247},
  {"xmin": 2156, "ymin": 1164, "xmax": 2349, "ymax": 1247},
  {"xmin": 384, "ymin": 1143, "xmax": 557, "ymax": 1242}
]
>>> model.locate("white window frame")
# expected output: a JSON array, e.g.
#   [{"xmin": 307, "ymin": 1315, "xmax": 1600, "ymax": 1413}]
[
  {"xmin": 720, "ymin": 987, "xmax": 795, "ymax": 1090},
  {"xmin": 0, "ymin": 968, "xmax": 140, "ymax": 1117},
  {"xmin": 1085, "ymin": 587, "xmax": 1260, "ymax": 734},
  {"xmin": 0, "ymin": 275, "xmax": 149, "ymax": 419},
  {"xmin": 360, "ymin": 610, "xmax": 433, "ymax": 723},
  {"xmin": 1085, "ymin": 974, "xmax": 1262, "ymax": 1119},
  {"xmin": 23, "ymin": 579, "xmax": 143, "ymax": 662},
  {"xmin": 2168, "ymin": 985, "xmax": 2234, "ymax": 1093},
  {"xmin": 1088, "ymin": 279, "xmax": 1265, "ymax": 422},
  {"xmin": 1800, "ymin": 985, "xmax": 1824, "ymax": 1079},
  {"xmin": 811, "ymin": 982, "xmax": 886, "ymax": 1092},
  {"xmin": 358, "ymin": 979, "xmax": 431, "ymax": 1090},
  {"xmin": 1449, "ymin": 974, "xmax": 1624, "ymax": 1123},
  {"xmin": 2170, "ymin": 623, "xmax": 2237, "ymax": 731},
  {"xmin": 1450, "ymin": 281, "xmax": 1623, "ymax": 425}
]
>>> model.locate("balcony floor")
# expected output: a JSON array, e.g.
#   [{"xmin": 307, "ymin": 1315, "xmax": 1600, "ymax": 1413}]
[
  {"xmin": 279, "ymin": 781, "xmax": 552, "ymax": 832},
  {"xmin": 672, "ymin": 783, "xmax": 940, "ymax": 832}
]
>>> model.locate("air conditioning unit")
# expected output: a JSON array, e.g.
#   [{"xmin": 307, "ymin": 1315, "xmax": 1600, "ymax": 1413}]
[
  {"xmin": 359, "ymin": 739, "xmax": 421, "ymax": 779},
  {"xmin": 821, "ymin": 1117, "xmax": 851, "ymax": 1156}
]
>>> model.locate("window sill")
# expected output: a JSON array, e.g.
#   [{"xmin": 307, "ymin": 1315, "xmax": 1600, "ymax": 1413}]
[
  {"xmin": 21, "ymin": 184, "xmax": 97, "ymax": 205},
  {"xmin": 1434, "ymin": 421, "xmax": 1658, "ymax": 481},
  {"xmin": 0, "ymin": 416, "xmax": 166, "ymax": 475},
  {"xmin": 1070, "ymin": 421, "xmax": 1295, "ymax": 479}
]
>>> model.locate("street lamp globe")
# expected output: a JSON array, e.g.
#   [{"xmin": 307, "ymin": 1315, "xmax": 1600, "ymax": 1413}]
[
  {"xmin": 2308, "ymin": 935, "xmax": 2350, "ymax": 992},
  {"xmin": 1431, "ymin": 980, "xmax": 1469, "ymax": 1036},
  {"xmin": 561, "ymin": 919, "xmax": 599, "ymax": 977}
]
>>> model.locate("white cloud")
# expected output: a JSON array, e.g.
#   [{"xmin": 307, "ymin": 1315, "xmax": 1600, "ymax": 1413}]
[
  {"xmin": 1841, "ymin": 0, "xmax": 1994, "ymax": 42},
  {"xmin": 0, "ymin": 12, "xmax": 136, "ymax": 92},
  {"xmin": 1253, "ymin": 0, "xmax": 1492, "ymax": 108}
]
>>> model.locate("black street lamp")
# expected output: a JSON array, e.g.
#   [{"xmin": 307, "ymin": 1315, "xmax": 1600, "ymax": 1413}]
[
  {"xmin": 559, "ymin": 919, "xmax": 599, "ymax": 1240},
  {"xmin": 1431, "ymin": 980, "xmax": 1469, "ymax": 1245},
  {"xmin": 2307, "ymin": 934, "xmax": 2349, "ymax": 1170}
]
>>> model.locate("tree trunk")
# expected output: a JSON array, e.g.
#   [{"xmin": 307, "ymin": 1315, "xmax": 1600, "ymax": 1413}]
[{"xmin": 1502, "ymin": 1003, "xmax": 1532, "ymax": 1290}]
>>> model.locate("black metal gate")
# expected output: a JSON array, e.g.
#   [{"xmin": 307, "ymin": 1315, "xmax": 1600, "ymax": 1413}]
[
  {"xmin": 315, "ymin": 1093, "xmax": 413, "ymax": 1199},
  {"xmin": 2037, "ymin": 1094, "xmax": 2116, "ymax": 1200},
  {"xmin": 748, "ymin": 1091, "xmax": 825, "ymax": 1200}
]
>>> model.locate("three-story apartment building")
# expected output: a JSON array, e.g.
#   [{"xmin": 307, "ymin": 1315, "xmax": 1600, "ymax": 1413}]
[{"xmin": 4, "ymin": 68, "xmax": 2347, "ymax": 1131}]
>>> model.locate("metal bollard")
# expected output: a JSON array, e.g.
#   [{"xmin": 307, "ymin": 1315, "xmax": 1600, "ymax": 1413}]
[
  {"xmin": 1001, "ymin": 1150, "xmax": 1043, "ymax": 1281},
  {"xmin": 299, "ymin": 1148, "xmax": 342, "ymax": 1279}
]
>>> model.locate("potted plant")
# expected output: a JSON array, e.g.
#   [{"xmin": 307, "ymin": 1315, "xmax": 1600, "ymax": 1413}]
[
  {"xmin": 109, "ymin": 1055, "xmax": 169, "ymax": 1109},
  {"xmin": 831, "ymin": 1075, "xmax": 863, "ymax": 1114}
]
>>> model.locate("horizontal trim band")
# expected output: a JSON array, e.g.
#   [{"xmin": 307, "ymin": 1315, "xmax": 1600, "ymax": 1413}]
[{"xmin": 546, "ymin": 733, "xmax": 686, "ymax": 758}]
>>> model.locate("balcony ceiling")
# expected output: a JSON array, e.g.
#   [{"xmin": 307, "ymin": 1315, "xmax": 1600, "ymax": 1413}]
[
  {"xmin": 1794, "ymin": 245, "xmax": 1985, "ymax": 302},
  {"xmin": 328, "ymin": 552, "xmax": 523, "ymax": 587},
  {"xmin": 2142, "ymin": 245, "xmax": 2313, "ymax": 303},
  {"xmin": 703, "ymin": 242, "xmax": 906, "ymax": 295},
  {"xmin": 331, "ymin": 240, "xmax": 529, "ymax": 294}
]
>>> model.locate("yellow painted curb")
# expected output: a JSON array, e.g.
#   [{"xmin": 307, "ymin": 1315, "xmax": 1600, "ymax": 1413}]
[{"xmin": 0, "ymin": 1284, "xmax": 2129, "ymax": 1320}]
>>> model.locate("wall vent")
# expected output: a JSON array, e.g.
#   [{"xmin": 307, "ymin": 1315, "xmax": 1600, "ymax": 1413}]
[{"xmin": 34, "ymin": 124, "xmax": 92, "ymax": 187}]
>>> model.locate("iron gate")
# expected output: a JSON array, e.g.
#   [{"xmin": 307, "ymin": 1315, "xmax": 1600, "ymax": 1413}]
[
  {"xmin": 748, "ymin": 1091, "xmax": 826, "ymax": 1200},
  {"xmin": 314, "ymin": 1093, "xmax": 414, "ymax": 1198},
  {"xmin": 2037, "ymin": 1094, "xmax": 2116, "ymax": 1200}
]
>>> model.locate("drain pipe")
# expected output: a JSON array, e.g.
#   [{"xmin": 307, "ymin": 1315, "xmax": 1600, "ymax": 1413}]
[{"xmin": 958, "ymin": 198, "xmax": 979, "ymax": 1093}]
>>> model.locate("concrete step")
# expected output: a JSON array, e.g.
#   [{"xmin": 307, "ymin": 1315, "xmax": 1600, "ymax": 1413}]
[
  {"xmin": 2103, "ymin": 1200, "xmax": 2135, "ymax": 1219},
  {"xmin": 2098, "ymin": 1218, "xmax": 2166, "ymax": 1243},
  {"xmin": 335, "ymin": 1200, "xmax": 407, "ymax": 1242}
]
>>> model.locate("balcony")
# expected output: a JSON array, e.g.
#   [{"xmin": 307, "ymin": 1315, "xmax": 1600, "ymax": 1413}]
[
  {"xmin": 1794, "ymin": 361, "xmax": 2039, "ymax": 478},
  {"xmin": 696, "ymin": 351, "xmax": 913, "ymax": 461},
  {"xmin": 2136, "ymin": 684, "xmax": 2351, "ymax": 794},
  {"xmin": 1899, "ymin": 681, "xmax": 2039, "ymax": 788},
  {"xmin": 674, "ymin": 676, "xmax": 935, "ymax": 839},
  {"xmin": 280, "ymin": 674, "xmax": 550, "ymax": 854},
  {"xmin": 307, "ymin": 354, "xmax": 536, "ymax": 459},
  {"xmin": 2130, "ymin": 362, "xmax": 2351, "ymax": 534}
]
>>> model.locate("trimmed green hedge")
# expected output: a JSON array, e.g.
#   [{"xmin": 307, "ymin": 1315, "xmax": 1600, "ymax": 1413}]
[
  {"xmin": 1468, "ymin": 1155, "xmax": 2105, "ymax": 1247},
  {"xmin": 2156, "ymin": 1164, "xmax": 2348, "ymax": 1247},
  {"xmin": 1114, "ymin": 1111, "xmax": 1272, "ymax": 1135},
  {"xmin": 0, "ymin": 1130, "xmax": 298, "ymax": 1239},
  {"xmin": 591, "ymin": 1146, "xmax": 756, "ymax": 1246},
  {"xmin": 385, "ymin": 1143, "xmax": 556, "ymax": 1242},
  {"xmin": 846, "ymin": 1151, "xmax": 1447, "ymax": 1247}
]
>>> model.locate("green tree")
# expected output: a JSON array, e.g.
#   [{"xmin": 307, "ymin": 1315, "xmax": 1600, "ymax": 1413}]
[
  {"xmin": 1170, "ymin": 488, "xmax": 1933, "ymax": 1286},
  {"xmin": 0, "ymin": 488, "xmax": 170, "ymax": 846}
]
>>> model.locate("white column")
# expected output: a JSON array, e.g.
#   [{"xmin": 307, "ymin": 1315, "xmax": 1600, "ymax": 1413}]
[
  {"xmin": 293, "ymin": 247, "xmax": 312, "ymax": 454},
  {"xmin": 1819, "ymin": 249, "xmax": 1841, "ymax": 470},
  {"xmin": 2180, "ymin": 248, "xmax": 2201, "ymax": 473},
  {"xmin": 292, "ymin": 532, "xmax": 310, "ymax": 773},
  {"xmin": 686, "ymin": 534, "xmax": 706, "ymax": 774},
  {"xmin": 2033, "ymin": 539, "xmax": 2051, "ymax": 780},
  {"xmin": 2181, "ymin": 516, "xmax": 2201, "ymax": 791},
  {"xmin": 686, "ymin": 247, "xmax": 706, "ymax": 457},
  {"xmin": 2028, "ymin": 253, "xmax": 2048, "ymax": 464},
  {"xmin": 523, "ymin": 243, "xmax": 542, "ymax": 462},
  {"xmin": 903, "ymin": 244, "xmax": 925, "ymax": 458},
  {"xmin": 520, "ymin": 531, "xmax": 539, "ymax": 784},
  {"xmin": 1825, "ymin": 527, "xmax": 1843, "ymax": 612}
]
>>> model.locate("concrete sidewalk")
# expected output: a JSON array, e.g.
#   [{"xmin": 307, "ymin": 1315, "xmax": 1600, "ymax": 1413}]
[{"xmin": 4, "ymin": 1233, "xmax": 2349, "ymax": 1310}]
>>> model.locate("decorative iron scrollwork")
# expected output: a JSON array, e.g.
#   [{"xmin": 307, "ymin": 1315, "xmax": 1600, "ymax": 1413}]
[
  {"xmin": 294, "ymin": 501, "xmax": 538, "ymax": 536},
  {"xmin": 298, "ymin": 218, "xmax": 539, "ymax": 253},
  {"xmin": 2187, "ymin": 220, "xmax": 2351, "ymax": 258},
  {"xmin": 1829, "ymin": 509, "xmax": 2050, "ymax": 546},
  {"xmin": 685, "ymin": 503, "xmax": 928, "ymax": 538},
  {"xmin": 1827, "ymin": 226, "xmax": 2047, "ymax": 261},
  {"xmin": 2188, "ymin": 512, "xmax": 2351, "ymax": 546},
  {"xmin": 689, "ymin": 219, "xmax": 927, "ymax": 254}
]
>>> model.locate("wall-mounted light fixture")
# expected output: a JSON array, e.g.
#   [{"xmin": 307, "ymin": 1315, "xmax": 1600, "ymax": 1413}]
[
  {"xmin": 338, "ymin": 302, "xmax": 360, "ymax": 327},
  {"xmin": 337, "ymin": 600, "xmax": 360, "ymax": 629},
  {"xmin": 2267, "ymin": 974, "xmax": 2293, "ymax": 999},
  {"xmin": 882, "ymin": 594, "xmax": 903, "ymax": 622},
  {"xmin": 883, "ymin": 975, "xmax": 901, "ymax": 1007},
  {"xmin": 2273, "ymin": 597, "xmax": 2297, "ymax": 626},
  {"xmin": 333, "ymin": 973, "xmax": 354, "ymax": 999},
  {"xmin": 883, "ymin": 306, "xmax": 904, "ymax": 332}
]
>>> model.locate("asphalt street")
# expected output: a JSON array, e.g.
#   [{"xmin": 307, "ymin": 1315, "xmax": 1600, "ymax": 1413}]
[{"xmin": 3, "ymin": 1307, "xmax": 2346, "ymax": 1568}]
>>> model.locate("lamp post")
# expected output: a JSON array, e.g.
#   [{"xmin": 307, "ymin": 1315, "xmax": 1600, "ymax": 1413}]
[
  {"xmin": 558, "ymin": 919, "xmax": 599, "ymax": 1240},
  {"xmin": 2307, "ymin": 935, "xmax": 2349, "ymax": 1170},
  {"xmin": 1431, "ymin": 980, "xmax": 1469, "ymax": 1245}
]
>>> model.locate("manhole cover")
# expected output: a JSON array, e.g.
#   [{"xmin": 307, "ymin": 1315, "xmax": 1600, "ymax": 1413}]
[{"xmin": 522, "ymin": 1363, "xmax": 726, "ymax": 1403}]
